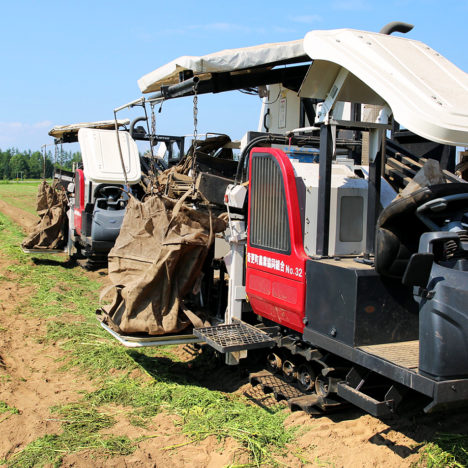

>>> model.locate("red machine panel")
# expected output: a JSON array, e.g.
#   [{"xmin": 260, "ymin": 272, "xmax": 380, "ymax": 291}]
[
  {"xmin": 73, "ymin": 169, "xmax": 85, "ymax": 235},
  {"xmin": 246, "ymin": 148, "xmax": 307, "ymax": 333}
]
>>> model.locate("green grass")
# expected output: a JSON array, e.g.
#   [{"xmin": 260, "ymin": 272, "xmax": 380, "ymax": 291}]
[
  {"xmin": 44, "ymin": 320, "xmax": 141, "ymax": 373},
  {"xmin": 0, "ymin": 401, "xmax": 19, "ymax": 415},
  {"xmin": 419, "ymin": 434, "xmax": 468, "ymax": 468},
  {"xmin": 43, "ymin": 317, "xmax": 293, "ymax": 465},
  {"xmin": 0, "ymin": 209, "xmax": 294, "ymax": 467},
  {"xmin": 0, "ymin": 401, "xmax": 19, "ymax": 426},
  {"xmin": 0, "ymin": 180, "xmax": 42, "ymax": 215},
  {"xmin": 5, "ymin": 403, "xmax": 134, "ymax": 468},
  {"xmin": 86, "ymin": 375, "xmax": 291, "ymax": 465},
  {"xmin": 0, "ymin": 212, "xmax": 100, "ymax": 319}
]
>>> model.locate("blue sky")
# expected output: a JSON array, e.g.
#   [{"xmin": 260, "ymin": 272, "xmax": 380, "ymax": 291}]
[{"xmin": 1, "ymin": 0, "xmax": 467, "ymax": 151}]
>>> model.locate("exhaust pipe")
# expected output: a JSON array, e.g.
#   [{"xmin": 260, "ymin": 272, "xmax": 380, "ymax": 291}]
[
  {"xmin": 130, "ymin": 116, "xmax": 148, "ymax": 139},
  {"xmin": 379, "ymin": 21, "xmax": 414, "ymax": 35}
]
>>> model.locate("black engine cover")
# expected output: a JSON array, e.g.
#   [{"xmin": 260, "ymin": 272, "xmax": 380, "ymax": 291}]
[{"xmin": 304, "ymin": 258, "xmax": 419, "ymax": 347}]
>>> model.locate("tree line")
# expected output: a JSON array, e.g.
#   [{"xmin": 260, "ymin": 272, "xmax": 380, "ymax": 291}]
[{"xmin": 0, "ymin": 148, "xmax": 82, "ymax": 180}]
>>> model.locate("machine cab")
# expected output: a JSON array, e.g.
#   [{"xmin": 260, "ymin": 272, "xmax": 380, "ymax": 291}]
[{"xmin": 73, "ymin": 128, "xmax": 141, "ymax": 258}]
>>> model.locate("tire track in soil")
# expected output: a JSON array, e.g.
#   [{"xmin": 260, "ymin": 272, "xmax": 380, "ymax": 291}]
[
  {"xmin": 0, "ymin": 257, "xmax": 97, "ymax": 464},
  {"xmin": 0, "ymin": 201, "xmax": 36, "ymax": 234}
]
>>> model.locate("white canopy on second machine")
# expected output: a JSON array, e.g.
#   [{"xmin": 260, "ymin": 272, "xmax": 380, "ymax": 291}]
[
  {"xmin": 49, "ymin": 119, "xmax": 130, "ymax": 139},
  {"xmin": 137, "ymin": 40, "xmax": 307, "ymax": 94}
]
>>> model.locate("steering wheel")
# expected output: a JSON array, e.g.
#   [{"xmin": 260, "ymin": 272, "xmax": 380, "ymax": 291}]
[
  {"xmin": 416, "ymin": 193, "xmax": 468, "ymax": 231},
  {"xmin": 96, "ymin": 186, "xmax": 122, "ymax": 200}
]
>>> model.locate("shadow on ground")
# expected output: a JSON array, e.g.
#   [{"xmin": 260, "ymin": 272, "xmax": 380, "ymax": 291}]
[
  {"xmin": 31, "ymin": 257, "xmax": 108, "ymax": 274},
  {"xmin": 31, "ymin": 257, "xmax": 76, "ymax": 269}
]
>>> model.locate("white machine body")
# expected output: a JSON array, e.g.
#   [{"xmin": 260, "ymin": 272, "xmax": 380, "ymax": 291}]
[
  {"xmin": 78, "ymin": 128, "xmax": 141, "ymax": 185},
  {"xmin": 292, "ymin": 161, "xmax": 368, "ymax": 256}
]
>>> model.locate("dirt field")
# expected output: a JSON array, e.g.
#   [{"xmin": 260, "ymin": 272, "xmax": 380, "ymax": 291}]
[{"xmin": 0, "ymin": 187, "xmax": 467, "ymax": 467}]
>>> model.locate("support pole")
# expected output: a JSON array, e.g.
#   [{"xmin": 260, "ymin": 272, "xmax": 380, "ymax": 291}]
[
  {"xmin": 225, "ymin": 218, "xmax": 247, "ymax": 365},
  {"xmin": 365, "ymin": 129, "xmax": 384, "ymax": 258},
  {"xmin": 316, "ymin": 124, "xmax": 333, "ymax": 257}
]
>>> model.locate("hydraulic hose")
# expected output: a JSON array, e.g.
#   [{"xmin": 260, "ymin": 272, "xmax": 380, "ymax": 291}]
[
  {"xmin": 234, "ymin": 135, "xmax": 288, "ymax": 184},
  {"xmin": 234, "ymin": 134, "xmax": 319, "ymax": 184}
]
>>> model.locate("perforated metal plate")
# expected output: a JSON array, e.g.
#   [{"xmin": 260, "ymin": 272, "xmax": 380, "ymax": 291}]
[
  {"xmin": 250, "ymin": 370, "xmax": 343, "ymax": 414},
  {"xmin": 193, "ymin": 322, "xmax": 275, "ymax": 352},
  {"xmin": 250, "ymin": 370, "xmax": 305, "ymax": 400},
  {"xmin": 243, "ymin": 383, "xmax": 287, "ymax": 409}
]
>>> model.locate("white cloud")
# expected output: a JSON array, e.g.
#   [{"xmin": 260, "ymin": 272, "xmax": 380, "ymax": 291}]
[
  {"xmin": 148, "ymin": 22, "xmax": 257, "ymax": 38},
  {"xmin": 33, "ymin": 120, "xmax": 53, "ymax": 129},
  {"xmin": 188, "ymin": 22, "xmax": 257, "ymax": 34},
  {"xmin": 332, "ymin": 0, "xmax": 370, "ymax": 10},
  {"xmin": 7, "ymin": 122, "xmax": 23, "ymax": 129},
  {"xmin": 272, "ymin": 26, "xmax": 297, "ymax": 34},
  {"xmin": 289, "ymin": 14, "xmax": 323, "ymax": 24},
  {"xmin": 201, "ymin": 22, "xmax": 245, "ymax": 32},
  {"xmin": 136, "ymin": 32, "xmax": 154, "ymax": 42},
  {"xmin": 0, "ymin": 121, "xmax": 54, "ymax": 150},
  {"xmin": 145, "ymin": 22, "xmax": 295, "ymax": 39}
]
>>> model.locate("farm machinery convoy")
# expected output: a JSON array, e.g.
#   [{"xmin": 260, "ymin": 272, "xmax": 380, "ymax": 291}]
[
  {"xmin": 21, "ymin": 119, "xmax": 141, "ymax": 266},
  {"xmin": 25, "ymin": 23, "xmax": 468, "ymax": 417},
  {"xmin": 22, "ymin": 119, "xmax": 229, "ymax": 267}
]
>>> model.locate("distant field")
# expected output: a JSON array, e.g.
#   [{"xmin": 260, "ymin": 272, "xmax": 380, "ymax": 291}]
[{"xmin": 0, "ymin": 180, "xmax": 42, "ymax": 215}]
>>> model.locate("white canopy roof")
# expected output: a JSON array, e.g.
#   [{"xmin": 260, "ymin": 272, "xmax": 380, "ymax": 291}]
[
  {"xmin": 138, "ymin": 40, "xmax": 306, "ymax": 94},
  {"xmin": 301, "ymin": 29, "xmax": 468, "ymax": 147},
  {"xmin": 49, "ymin": 119, "xmax": 130, "ymax": 138},
  {"xmin": 138, "ymin": 28, "xmax": 468, "ymax": 146}
]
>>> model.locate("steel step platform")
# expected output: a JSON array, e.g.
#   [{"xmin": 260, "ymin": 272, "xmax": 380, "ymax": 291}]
[
  {"xmin": 336, "ymin": 382, "xmax": 393, "ymax": 417},
  {"xmin": 100, "ymin": 322, "xmax": 203, "ymax": 348},
  {"xmin": 22, "ymin": 247, "xmax": 64, "ymax": 254},
  {"xmin": 249, "ymin": 370, "xmax": 343, "ymax": 415},
  {"xmin": 193, "ymin": 321, "xmax": 275, "ymax": 353}
]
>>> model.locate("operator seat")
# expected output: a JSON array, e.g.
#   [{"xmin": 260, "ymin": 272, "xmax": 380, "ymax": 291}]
[{"xmin": 374, "ymin": 183, "xmax": 468, "ymax": 278}]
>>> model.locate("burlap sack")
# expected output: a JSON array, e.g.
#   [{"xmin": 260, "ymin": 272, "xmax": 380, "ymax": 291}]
[
  {"xmin": 21, "ymin": 180, "xmax": 68, "ymax": 250},
  {"xmin": 397, "ymin": 159, "xmax": 446, "ymax": 199},
  {"xmin": 98, "ymin": 192, "xmax": 226, "ymax": 335}
]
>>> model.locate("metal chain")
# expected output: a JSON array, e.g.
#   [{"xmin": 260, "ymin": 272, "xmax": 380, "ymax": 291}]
[
  {"xmin": 42, "ymin": 145, "xmax": 46, "ymax": 179},
  {"xmin": 151, "ymin": 102, "xmax": 156, "ymax": 137},
  {"xmin": 149, "ymin": 101, "xmax": 157, "ymax": 156},
  {"xmin": 189, "ymin": 81, "xmax": 200, "ymax": 179},
  {"xmin": 192, "ymin": 82, "xmax": 199, "ymax": 149},
  {"xmin": 148, "ymin": 101, "xmax": 158, "ymax": 193}
]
